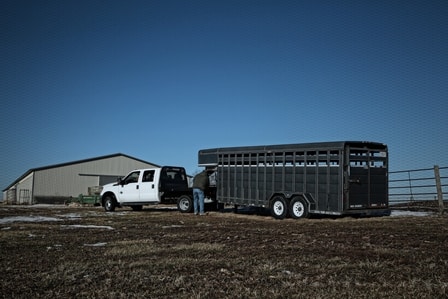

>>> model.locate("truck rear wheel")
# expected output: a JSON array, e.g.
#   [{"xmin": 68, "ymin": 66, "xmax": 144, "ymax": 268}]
[
  {"xmin": 104, "ymin": 196, "xmax": 116, "ymax": 212},
  {"xmin": 289, "ymin": 196, "xmax": 309, "ymax": 219},
  {"xmin": 177, "ymin": 195, "xmax": 193, "ymax": 213},
  {"xmin": 270, "ymin": 196, "xmax": 288, "ymax": 219}
]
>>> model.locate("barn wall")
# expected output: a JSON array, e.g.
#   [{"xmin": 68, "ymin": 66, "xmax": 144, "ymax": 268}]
[
  {"xmin": 3, "ymin": 172, "xmax": 34, "ymax": 204},
  {"xmin": 32, "ymin": 156, "xmax": 158, "ymax": 203}
]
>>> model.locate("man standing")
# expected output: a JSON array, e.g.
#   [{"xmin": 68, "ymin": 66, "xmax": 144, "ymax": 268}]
[{"xmin": 192, "ymin": 169, "xmax": 210, "ymax": 215}]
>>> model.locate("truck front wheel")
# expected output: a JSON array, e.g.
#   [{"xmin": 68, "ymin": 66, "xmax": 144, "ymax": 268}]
[
  {"xmin": 177, "ymin": 195, "xmax": 193, "ymax": 213},
  {"xmin": 104, "ymin": 196, "xmax": 116, "ymax": 212},
  {"xmin": 270, "ymin": 196, "xmax": 288, "ymax": 219}
]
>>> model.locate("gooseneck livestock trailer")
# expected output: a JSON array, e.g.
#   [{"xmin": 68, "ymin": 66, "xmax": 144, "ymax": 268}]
[{"xmin": 198, "ymin": 141, "xmax": 390, "ymax": 219}]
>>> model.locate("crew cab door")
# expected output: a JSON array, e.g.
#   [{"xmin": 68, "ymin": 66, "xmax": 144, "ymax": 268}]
[
  {"xmin": 139, "ymin": 169, "xmax": 160, "ymax": 203},
  {"xmin": 118, "ymin": 170, "xmax": 141, "ymax": 202}
]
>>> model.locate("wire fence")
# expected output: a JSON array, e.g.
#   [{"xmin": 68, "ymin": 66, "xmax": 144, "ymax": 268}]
[{"xmin": 389, "ymin": 165, "xmax": 448, "ymax": 206}]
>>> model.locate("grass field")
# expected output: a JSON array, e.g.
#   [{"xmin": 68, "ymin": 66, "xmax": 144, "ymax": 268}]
[{"xmin": 1, "ymin": 205, "xmax": 447, "ymax": 298}]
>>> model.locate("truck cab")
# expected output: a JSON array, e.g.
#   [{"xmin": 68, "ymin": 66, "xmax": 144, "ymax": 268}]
[{"xmin": 101, "ymin": 166, "xmax": 189, "ymax": 212}]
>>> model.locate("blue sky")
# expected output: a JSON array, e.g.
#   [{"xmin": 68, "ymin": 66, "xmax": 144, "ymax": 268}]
[{"xmin": 1, "ymin": 0, "xmax": 447, "ymax": 192}]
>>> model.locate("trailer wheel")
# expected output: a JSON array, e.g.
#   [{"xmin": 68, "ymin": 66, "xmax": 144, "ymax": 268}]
[
  {"xmin": 104, "ymin": 196, "xmax": 116, "ymax": 212},
  {"xmin": 289, "ymin": 196, "xmax": 309, "ymax": 219},
  {"xmin": 177, "ymin": 195, "xmax": 193, "ymax": 213},
  {"xmin": 270, "ymin": 196, "xmax": 288, "ymax": 219}
]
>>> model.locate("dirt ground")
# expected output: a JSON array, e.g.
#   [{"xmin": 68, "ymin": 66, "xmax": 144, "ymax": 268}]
[{"xmin": 1, "ymin": 204, "xmax": 447, "ymax": 298}]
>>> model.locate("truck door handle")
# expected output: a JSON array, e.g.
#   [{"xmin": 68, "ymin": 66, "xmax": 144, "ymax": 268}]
[
  {"xmin": 151, "ymin": 184, "xmax": 154, "ymax": 189},
  {"xmin": 136, "ymin": 185, "xmax": 139, "ymax": 190}
]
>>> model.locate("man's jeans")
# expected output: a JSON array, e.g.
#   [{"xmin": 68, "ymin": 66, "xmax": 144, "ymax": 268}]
[{"xmin": 193, "ymin": 188, "xmax": 205, "ymax": 214}]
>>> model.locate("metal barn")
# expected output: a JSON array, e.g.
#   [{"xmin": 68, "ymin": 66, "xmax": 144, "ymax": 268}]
[{"xmin": 2, "ymin": 153, "xmax": 159, "ymax": 204}]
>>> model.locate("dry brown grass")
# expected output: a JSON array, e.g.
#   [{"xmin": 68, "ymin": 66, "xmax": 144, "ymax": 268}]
[{"xmin": 1, "ymin": 205, "xmax": 448, "ymax": 298}]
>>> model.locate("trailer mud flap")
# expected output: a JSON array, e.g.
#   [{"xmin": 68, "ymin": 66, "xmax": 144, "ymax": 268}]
[{"xmin": 303, "ymin": 193, "xmax": 316, "ymax": 210}]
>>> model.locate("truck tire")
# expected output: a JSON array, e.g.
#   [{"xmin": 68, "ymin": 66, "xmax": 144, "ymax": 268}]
[
  {"xmin": 289, "ymin": 196, "xmax": 309, "ymax": 219},
  {"xmin": 177, "ymin": 195, "xmax": 193, "ymax": 213},
  {"xmin": 104, "ymin": 196, "xmax": 116, "ymax": 212},
  {"xmin": 270, "ymin": 196, "xmax": 288, "ymax": 219}
]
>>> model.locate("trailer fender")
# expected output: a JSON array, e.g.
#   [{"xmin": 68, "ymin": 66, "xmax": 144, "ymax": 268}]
[
  {"xmin": 273, "ymin": 192, "xmax": 315, "ymax": 218},
  {"xmin": 302, "ymin": 193, "xmax": 316, "ymax": 211},
  {"xmin": 271, "ymin": 192, "xmax": 315, "ymax": 209}
]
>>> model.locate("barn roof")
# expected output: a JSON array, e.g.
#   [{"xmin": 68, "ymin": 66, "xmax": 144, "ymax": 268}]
[{"xmin": 3, "ymin": 153, "xmax": 160, "ymax": 191}]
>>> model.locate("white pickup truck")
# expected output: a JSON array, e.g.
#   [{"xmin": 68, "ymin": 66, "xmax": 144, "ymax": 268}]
[{"xmin": 100, "ymin": 166, "xmax": 191, "ymax": 212}]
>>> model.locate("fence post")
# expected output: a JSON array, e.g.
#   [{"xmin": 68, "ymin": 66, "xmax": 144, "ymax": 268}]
[{"xmin": 434, "ymin": 165, "xmax": 444, "ymax": 215}]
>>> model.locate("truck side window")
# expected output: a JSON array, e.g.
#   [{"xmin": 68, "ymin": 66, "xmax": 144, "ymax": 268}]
[
  {"xmin": 124, "ymin": 171, "xmax": 140, "ymax": 184},
  {"xmin": 142, "ymin": 170, "xmax": 155, "ymax": 182}
]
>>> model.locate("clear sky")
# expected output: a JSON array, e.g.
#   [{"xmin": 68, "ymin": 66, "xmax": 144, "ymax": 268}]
[{"xmin": 1, "ymin": 0, "xmax": 447, "ymax": 192}]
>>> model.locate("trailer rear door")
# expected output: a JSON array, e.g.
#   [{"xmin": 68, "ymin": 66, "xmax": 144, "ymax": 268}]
[{"xmin": 347, "ymin": 146, "xmax": 388, "ymax": 209}]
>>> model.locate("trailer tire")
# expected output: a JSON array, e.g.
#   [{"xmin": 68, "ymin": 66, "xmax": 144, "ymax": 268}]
[
  {"xmin": 104, "ymin": 196, "xmax": 116, "ymax": 212},
  {"xmin": 289, "ymin": 196, "xmax": 309, "ymax": 219},
  {"xmin": 270, "ymin": 196, "xmax": 288, "ymax": 219},
  {"xmin": 177, "ymin": 195, "xmax": 193, "ymax": 213}
]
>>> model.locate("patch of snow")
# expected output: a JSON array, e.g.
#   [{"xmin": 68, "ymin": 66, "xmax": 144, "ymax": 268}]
[
  {"xmin": 47, "ymin": 245, "xmax": 62, "ymax": 251},
  {"xmin": 162, "ymin": 225, "xmax": 184, "ymax": 229},
  {"xmin": 61, "ymin": 224, "xmax": 114, "ymax": 230},
  {"xmin": 105, "ymin": 212, "xmax": 129, "ymax": 216},
  {"xmin": 57, "ymin": 213, "xmax": 82, "ymax": 219},
  {"xmin": 2, "ymin": 204, "xmax": 67, "ymax": 208},
  {"xmin": 84, "ymin": 242, "xmax": 107, "ymax": 247},
  {"xmin": 390, "ymin": 210, "xmax": 434, "ymax": 217},
  {"xmin": 0, "ymin": 216, "xmax": 62, "ymax": 224}
]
